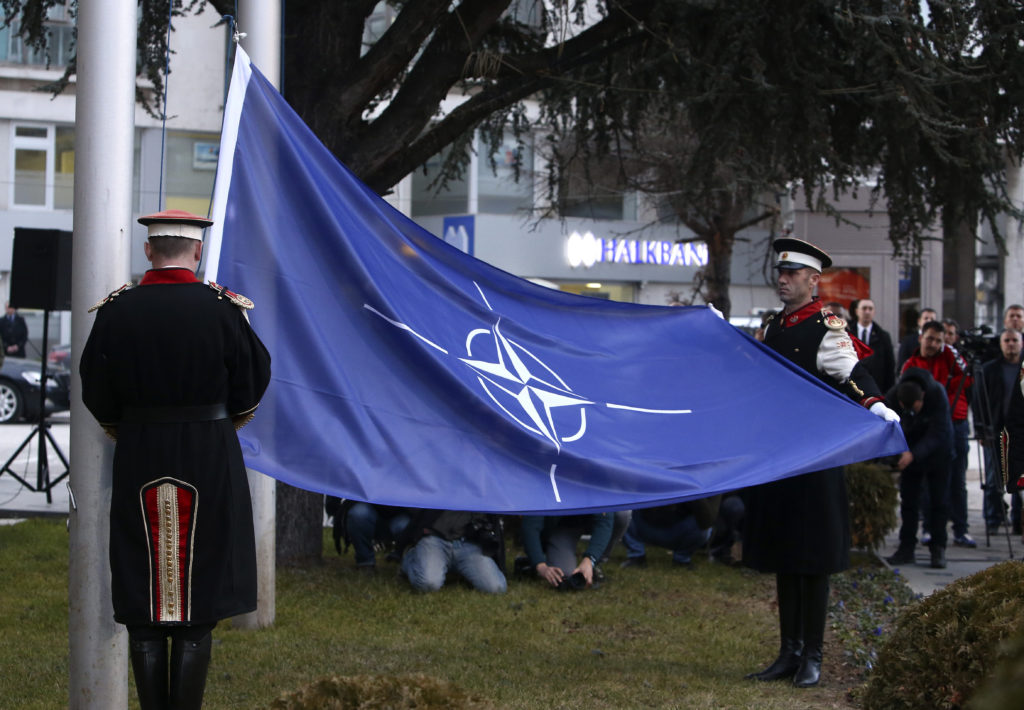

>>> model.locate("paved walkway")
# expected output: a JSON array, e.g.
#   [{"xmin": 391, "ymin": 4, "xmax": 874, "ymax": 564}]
[
  {"xmin": 3, "ymin": 419, "xmax": 1022, "ymax": 595},
  {"xmin": 876, "ymin": 439, "xmax": 1021, "ymax": 596},
  {"xmin": 0, "ymin": 413, "xmax": 71, "ymax": 522}
]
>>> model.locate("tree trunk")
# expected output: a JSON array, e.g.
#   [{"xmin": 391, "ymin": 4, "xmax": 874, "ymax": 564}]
[
  {"xmin": 943, "ymin": 214, "xmax": 977, "ymax": 329},
  {"xmin": 275, "ymin": 482, "xmax": 324, "ymax": 566},
  {"xmin": 703, "ymin": 229, "xmax": 736, "ymax": 319}
]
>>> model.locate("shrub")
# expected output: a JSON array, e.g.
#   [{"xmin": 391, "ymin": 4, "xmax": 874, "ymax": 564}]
[
  {"xmin": 846, "ymin": 461, "xmax": 899, "ymax": 550},
  {"xmin": 861, "ymin": 561, "xmax": 1024, "ymax": 710},
  {"xmin": 267, "ymin": 673, "xmax": 497, "ymax": 710},
  {"xmin": 968, "ymin": 633, "xmax": 1024, "ymax": 710}
]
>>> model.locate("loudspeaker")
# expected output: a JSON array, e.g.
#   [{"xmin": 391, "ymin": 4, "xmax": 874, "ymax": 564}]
[{"xmin": 10, "ymin": 228, "xmax": 72, "ymax": 311}]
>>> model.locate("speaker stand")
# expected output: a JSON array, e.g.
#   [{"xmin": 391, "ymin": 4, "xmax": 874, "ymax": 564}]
[{"xmin": 0, "ymin": 309, "xmax": 69, "ymax": 503}]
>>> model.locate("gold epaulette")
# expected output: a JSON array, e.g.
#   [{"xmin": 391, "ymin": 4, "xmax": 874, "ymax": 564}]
[
  {"xmin": 822, "ymin": 310, "xmax": 847, "ymax": 331},
  {"xmin": 208, "ymin": 281, "xmax": 255, "ymax": 310},
  {"xmin": 88, "ymin": 283, "xmax": 133, "ymax": 313}
]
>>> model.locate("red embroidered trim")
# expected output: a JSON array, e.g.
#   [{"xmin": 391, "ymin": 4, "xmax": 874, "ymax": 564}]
[
  {"xmin": 142, "ymin": 480, "xmax": 195, "ymax": 623},
  {"xmin": 778, "ymin": 299, "xmax": 823, "ymax": 328}
]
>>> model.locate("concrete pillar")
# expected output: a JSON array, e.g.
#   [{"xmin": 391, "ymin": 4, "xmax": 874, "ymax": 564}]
[
  {"xmin": 68, "ymin": 0, "xmax": 137, "ymax": 707},
  {"xmin": 232, "ymin": 0, "xmax": 282, "ymax": 631}
]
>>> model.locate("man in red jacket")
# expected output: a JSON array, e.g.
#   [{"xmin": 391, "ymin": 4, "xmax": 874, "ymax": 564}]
[{"xmin": 900, "ymin": 319, "xmax": 974, "ymax": 547}]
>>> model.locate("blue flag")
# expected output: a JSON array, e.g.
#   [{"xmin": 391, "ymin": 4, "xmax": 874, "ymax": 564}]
[{"xmin": 207, "ymin": 48, "xmax": 906, "ymax": 514}]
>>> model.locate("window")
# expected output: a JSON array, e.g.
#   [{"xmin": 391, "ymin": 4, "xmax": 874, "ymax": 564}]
[
  {"xmin": 363, "ymin": 2, "xmax": 397, "ymax": 54},
  {"xmin": 477, "ymin": 132, "xmax": 533, "ymax": 215},
  {"xmin": 0, "ymin": 3, "xmax": 75, "ymax": 67},
  {"xmin": 411, "ymin": 145, "xmax": 469, "ymax": 216},
  {"xmin": 161, "ymin": 132, "xmax": 219, "ymax": 216},
  {"xmin": 10, "ymin": 124, "xmax": 75, "ymax": 209},
  {"xmin": 556, "ymin": 155, "xmax": 634, "ymax": 221}
]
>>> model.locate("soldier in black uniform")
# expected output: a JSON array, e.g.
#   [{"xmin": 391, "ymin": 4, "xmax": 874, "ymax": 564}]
[
  {"xmin": 80, "ymin": 209, "xmax": 271, "ymax": 710},
  {"xmin": 743, "ymin": 238, "xmax": 899, "ymax": 688}
]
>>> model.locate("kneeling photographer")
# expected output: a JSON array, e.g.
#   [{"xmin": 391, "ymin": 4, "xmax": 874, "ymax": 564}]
[
  {"xmin": 521, "ymin": 513, "xmax": 613, "ymax": 590},
  {"xmin": 397, "ymin": 509, "xmax": 507, "ymax": 594}
]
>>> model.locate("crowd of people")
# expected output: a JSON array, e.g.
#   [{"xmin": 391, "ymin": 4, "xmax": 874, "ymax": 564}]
[{"xmin": 846, "ymin": 299, "xmax": 1024, "ymax": 561}]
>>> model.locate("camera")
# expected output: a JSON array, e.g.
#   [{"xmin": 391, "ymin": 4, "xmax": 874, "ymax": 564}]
[
  {"xmin": 956, "ymin": 325, "xmax": 993, "ymax": 365},
  {"xmin": 557, "ymin": 571, "xmax": 588, "ymax": 591},
  {"xmin": 466, "ymin": 518, "xmax": 501, "ymax": 556}
]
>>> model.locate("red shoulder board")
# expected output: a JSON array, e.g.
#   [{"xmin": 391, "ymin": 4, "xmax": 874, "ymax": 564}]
[
  {"xmin": 88, "ymin": 283, "xmax": 133, "ymax": 313},
  {"xmin": 208, "ymin": 281, "xmax": 254, "ymax": 310}
]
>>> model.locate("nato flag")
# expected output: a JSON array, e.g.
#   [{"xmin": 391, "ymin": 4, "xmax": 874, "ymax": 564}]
[{"xmin": 207, "ymin": 48, "xmax": 905, "ymax": 514}]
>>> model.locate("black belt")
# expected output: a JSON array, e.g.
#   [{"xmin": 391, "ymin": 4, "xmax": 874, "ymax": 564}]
[{"xmin": 122, "ymin": 404, "xmax": 229, "ymax": 424}]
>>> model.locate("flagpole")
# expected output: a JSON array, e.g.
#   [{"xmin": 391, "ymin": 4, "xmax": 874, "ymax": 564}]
[
  {"xmin": 233, "ymin": 0, "xmax": 282, "ymax": 632},
  {"xmin": 68, "ymin": 0, "xmax": 137, "ymax": 706}
]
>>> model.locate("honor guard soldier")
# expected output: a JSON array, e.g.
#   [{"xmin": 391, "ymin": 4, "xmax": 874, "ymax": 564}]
[
  {"xmin": 80, "ymin": 209, "xmax": 271, "ymax": 710},
  {"xmin": 743, "ymin": 237, "xmax": 899, "ymax": 688}
]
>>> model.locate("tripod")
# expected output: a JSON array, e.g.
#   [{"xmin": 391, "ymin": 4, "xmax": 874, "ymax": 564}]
[
  {"xmin": 970, "ymin": 358, "xmax": 1015, "ymax": 558},
  {"xmin": 0, "ymin": 309, "xmax": 69, "ymax": 503}
]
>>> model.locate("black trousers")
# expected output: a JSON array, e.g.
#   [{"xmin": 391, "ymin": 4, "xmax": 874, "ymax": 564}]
[{"xmin": 898, "ymin": 460, "xmax": 949, "ymax": 549}]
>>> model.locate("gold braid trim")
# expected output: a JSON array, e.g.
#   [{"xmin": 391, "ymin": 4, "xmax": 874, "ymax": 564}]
[
  {"xmin": 231, "ymin": 403, "xmax": 260, "ymax": 431},
  {"xmin": 848, "ymin": 379, "xmax": 865, "ymax": 398}
]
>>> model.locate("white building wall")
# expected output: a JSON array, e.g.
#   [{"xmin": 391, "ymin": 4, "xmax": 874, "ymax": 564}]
[{"xmin": 0, "ymin": 13, "xmax": 227, "ymax": 350}]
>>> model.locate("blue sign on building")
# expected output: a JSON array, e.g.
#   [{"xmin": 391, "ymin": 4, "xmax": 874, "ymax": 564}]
[{"xmin": 442, "ymin": 215, "xmax": 475, "ymax": 255}]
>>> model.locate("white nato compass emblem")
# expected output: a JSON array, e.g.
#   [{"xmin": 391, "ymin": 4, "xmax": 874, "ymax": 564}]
[{"xmin": 364, "ymin": 282, "xmax": 691, "ymax": 501}]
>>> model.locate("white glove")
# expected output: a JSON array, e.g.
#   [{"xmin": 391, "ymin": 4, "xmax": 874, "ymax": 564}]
[
  {"xmin": 708, "ymin": 303, "xmax": 724, "ymax": 319},
  {"xmin": 870, "ymin": 401, "xmax": 900, "ymax": 423}
]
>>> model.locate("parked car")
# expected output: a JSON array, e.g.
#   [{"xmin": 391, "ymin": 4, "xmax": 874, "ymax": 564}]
[
  {"xmin": 47, "ymin": 342, "xmax": 71, "ymax": 369},
  {"xmin": 0, "ymin": 357, "xmax": 71, "ymax": 424}
]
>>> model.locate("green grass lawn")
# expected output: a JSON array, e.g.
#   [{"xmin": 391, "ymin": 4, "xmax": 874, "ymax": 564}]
[{"xmin": 0, "ymin": 518, "xmax": 910, "ymax": 709}]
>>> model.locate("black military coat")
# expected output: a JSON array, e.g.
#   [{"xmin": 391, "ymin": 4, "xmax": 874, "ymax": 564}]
[
  {"xmin": 80, "ymin": 267, "xmax": 271, "ymax": 626},
  {"xmin": 743, "ymin": 299, "xmax": 882, "ymax": 575}
]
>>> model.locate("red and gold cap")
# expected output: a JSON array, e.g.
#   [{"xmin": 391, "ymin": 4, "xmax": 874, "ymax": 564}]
[{"xmin": 138, "ymin": 209, "xmax": 213, "ymax": 241}]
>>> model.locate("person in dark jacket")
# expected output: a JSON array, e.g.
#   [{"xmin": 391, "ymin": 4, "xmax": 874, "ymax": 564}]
[
  {"xmin": 619, "ymin": 496, "xmax": 721, "ymax": 568},
  {"xmin": 1000, "ymin": 359, "xmax": 1024, "ymax": 513},
  {"xmin": 743, "ymin": 238, "xmax": 898, "ymax": 689},
  {"xmin": 847, "ymin": 299, "xmax": 895, "ymax": 394},
  {"xmin": 973, "ymin": 329, "xmax": 1024, "ymax": 535},
  {"xmin": 884, "ymin": 368, "xmax": 954, "ymax": 569},
  {"xmin": 0, "ymin": 302, "xmax": 28, "ymax": 357},
  {"xmin": 80, "ymin": 209, "xmax": 271, "ymax": 710}
]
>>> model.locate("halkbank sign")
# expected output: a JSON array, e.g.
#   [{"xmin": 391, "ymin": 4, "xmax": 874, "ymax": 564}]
[{"xmin": 565, "ymin": 230, "xmax": 708, "ymax": 269}]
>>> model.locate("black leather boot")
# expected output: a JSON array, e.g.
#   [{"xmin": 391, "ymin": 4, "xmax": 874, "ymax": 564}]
[
  {"xmin": 793, "ymin": 645, "xmax": 823, "ymax": 688},
  {"xmin": 793, "ymin": 574, "xmax": 829, "ymax": 688},
  {"xmin": 129, "ymin": 636, "xmax": 169, "ymax": 710},
  {"xmin": 169, "ymin": 630, "xmax": 212, "ymax": 710},
  {"xmin": 748, "ymin": 637, "xmax": 803, "ymax": 681},
  {"xmin": 747, "ymin": 573, "xmax": 802, "ymax": 681},
  {"xmin": 929, "ymin": 544, "xmax": 947, "ymax": 569}
]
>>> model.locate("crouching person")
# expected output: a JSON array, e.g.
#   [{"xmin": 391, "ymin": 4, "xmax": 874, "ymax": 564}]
[
  {"xmin": 521, "ymin": 513, "xmax": 613, "ymax": 590},
  {"xmin": 399, "ymin": 510, "xmax": 507, "ymax": 594}
]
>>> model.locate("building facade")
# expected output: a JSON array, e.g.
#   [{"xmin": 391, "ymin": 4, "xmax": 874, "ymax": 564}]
[
  {"xmin": 0, "ymin": 8, "xmax": 227, "ymax": 353},
  {"xmin": 4, "ymin": 8, "xmax": 1017, "ymax": 357}
]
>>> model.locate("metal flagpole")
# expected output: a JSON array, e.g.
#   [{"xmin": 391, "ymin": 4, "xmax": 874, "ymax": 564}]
[
  {"xmin": 233, "ymin": 0, "xmax": 283, "ymax": 631},
  {"xmin": 68, "ymin": 0, "xmax": 137, "ymax": 706}
]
